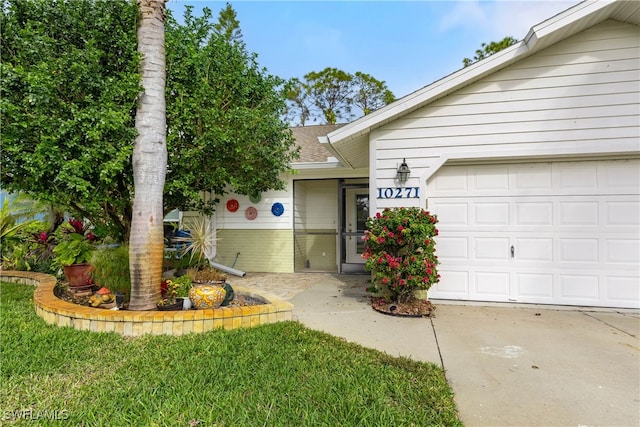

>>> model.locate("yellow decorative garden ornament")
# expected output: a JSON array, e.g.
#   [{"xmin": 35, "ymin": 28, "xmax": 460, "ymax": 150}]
[{"xmin": 189, "ymin": 284, "xmax": 226, "ymax": 309}]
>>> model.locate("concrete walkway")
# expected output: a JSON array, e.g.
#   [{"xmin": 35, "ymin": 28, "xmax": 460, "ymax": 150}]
[{"xmin": 233, "ymin": 273, "xmax": 640, "ymax": 426}]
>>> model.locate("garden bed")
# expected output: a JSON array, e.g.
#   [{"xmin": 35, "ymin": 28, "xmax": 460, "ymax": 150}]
[
  {"xmin": 1, "ymin": 271, "xmax": 293, "ymax": 336},
  {"xmin": 54, "ymin": 283, "xmax": 267, "ymax": 310},
  {"xmin": 371, "ymin": 297, "xmax": 435, "ymax": 317}
]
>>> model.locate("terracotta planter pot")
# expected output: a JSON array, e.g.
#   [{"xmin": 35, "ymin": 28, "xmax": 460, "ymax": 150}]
[{"xmin": 63, "ymin": 263, "xmax": 92, "ymax": 288}]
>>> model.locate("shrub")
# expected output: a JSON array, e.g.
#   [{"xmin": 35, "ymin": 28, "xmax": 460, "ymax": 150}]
[
  {"xmin": 1, "ymin": 221, "xmax": 57, "ymax": 273},
  {"xmin": 90, "ymin": 245, "xmax": 131, "ymax": 301},
  {"xmin": 363, "ymin": 207, "xmax": 440, "ymax": 303}
]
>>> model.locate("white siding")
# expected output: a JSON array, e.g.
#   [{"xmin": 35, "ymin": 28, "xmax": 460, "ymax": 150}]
[
  {"xmin": 216, "ymin": 183, "xmax": 293, "ymax": 230},
  {"xmin": 371, "ymin": 20, "xmax": 640, "ymax": 211}
]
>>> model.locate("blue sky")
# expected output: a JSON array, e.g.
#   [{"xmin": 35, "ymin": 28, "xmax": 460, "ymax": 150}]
[{"xmin": 167, "ymin": 0, "xmax": 581, "ymax": 99}]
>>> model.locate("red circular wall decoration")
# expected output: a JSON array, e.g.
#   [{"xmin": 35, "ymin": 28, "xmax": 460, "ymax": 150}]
[
  {"xmin": 245, "ymin": 206, "xmax": 258, "ymax": 221},
  {"xmin": 226, "ymin": 199, "xmax": 239, "ymax": 212}
]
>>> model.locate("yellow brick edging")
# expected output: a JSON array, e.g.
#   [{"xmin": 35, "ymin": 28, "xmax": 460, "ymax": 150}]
[{"xmin": 1, "ymin": 270, "xmax": 293, "ymax": 337}]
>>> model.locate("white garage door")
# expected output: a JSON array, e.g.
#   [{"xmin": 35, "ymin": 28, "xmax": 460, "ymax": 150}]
[{"xmin": 427, "ymin": 159, "xmax": 640, "ymax": 308}]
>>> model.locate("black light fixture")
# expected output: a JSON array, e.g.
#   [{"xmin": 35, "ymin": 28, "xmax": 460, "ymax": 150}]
[{"xmin": 396, "ymin": 158, "xmax": 411, "ymax": 182}]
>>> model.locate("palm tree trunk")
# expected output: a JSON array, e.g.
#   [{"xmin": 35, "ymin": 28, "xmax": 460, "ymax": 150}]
[{"xmin": 128, "ymin": 0, "xmax": 167, "ymax": 310}]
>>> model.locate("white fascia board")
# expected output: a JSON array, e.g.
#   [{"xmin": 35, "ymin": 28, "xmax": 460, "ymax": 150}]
[
  {"xmin": 293, "ymin": 161, "xmax": 344, "ymax": 170},
  {"xmin": 318, "ymin": 135, "xmax": 354, "ymax": 168},
  {"xmin": 524, "ymin": 0, "xmax": 614, "ymax": 48}
]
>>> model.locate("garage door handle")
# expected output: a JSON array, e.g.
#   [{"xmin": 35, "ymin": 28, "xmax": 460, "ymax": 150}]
[{"xmin": 511, "ymin": 245, "xmax": 515, "ymax": 258}]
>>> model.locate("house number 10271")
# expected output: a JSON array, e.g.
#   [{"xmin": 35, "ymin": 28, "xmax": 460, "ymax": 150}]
[{"xmin": 376, "ymin": 187, "xmax": 419, "ymax": 199}]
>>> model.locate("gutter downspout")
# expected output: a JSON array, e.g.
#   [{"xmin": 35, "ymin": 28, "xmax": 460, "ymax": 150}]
[{"xmin": 209, "ymin": 261, "xmax": 246, "ymax": 277}]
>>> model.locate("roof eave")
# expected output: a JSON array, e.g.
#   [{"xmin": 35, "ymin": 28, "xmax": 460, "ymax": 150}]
[
  {"xmin": 293, "ymin": 160, "xmax": 345, "ymax": 170},
  {"xmin": 318, "ymin": 135, "xmax": 354, "ymax": 169}
]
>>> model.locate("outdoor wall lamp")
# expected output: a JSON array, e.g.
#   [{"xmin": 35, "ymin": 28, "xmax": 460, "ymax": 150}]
[{"xmin": 396, "ymin": 158, "xmax": 411, "ymax": 182}]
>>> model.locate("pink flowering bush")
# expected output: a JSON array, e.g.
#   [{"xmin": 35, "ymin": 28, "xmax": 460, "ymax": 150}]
[{"xmin": 362, "ymin": 207, "xmax": 440, "ymax": 302}]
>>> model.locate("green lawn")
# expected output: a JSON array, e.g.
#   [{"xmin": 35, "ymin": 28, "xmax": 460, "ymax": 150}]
[{"xmin": 0, "ymin": 282, "xmax": 462, "ymax": 426}]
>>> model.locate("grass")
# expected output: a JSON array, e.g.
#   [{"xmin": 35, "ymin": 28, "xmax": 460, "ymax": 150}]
[{"xmin": 0, "ymin": 281, "xmax": 462, "ymax": 426}]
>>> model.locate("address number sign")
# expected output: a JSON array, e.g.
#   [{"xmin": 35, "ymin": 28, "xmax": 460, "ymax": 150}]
[{"xmin": 376, "ymin": 187, "xmax": 419, "ymax": 199}]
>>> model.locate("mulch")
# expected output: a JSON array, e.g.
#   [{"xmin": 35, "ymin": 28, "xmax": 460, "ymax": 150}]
[
  {"xmin": 54, "ymin": 283, "xmax": 265, "ymax": 310},
  {"xmin": 371, "ymin": 297, "xmax": 435, "ymax": 318}
]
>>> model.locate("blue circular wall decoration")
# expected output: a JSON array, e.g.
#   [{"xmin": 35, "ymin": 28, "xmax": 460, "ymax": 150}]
[{"xmin": 271, "ymin": 202, "xmax": 284, "ymax": 217}]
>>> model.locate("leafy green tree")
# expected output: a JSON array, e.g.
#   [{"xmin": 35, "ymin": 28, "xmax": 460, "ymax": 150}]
[
  {"xmin": 285, "ymin": 68, "xmax": 394, "ymax": 125},
  {"xmin": 352, "ymin": 72, "xmax": 395, "ymax": 116},
  {"xmin": 463, "ymin": 36, "xmax": 518, "ymax": 67},
  {"xmin": 1, "ymin": 1, "xmax": 297, "ymax": 240},
  {"xmin": 164, "ymin": 6, "xmax": 298, "ymax": 214},
  {"xmin": 303, "ymin": 67, "xmax": 354, "ymax": 125},
  {"xmin": 214, "ymin": 2, "xmax": 242, "ymax": 44},
  {"xmin": 128, "ymin": 0, "xmax": 167, "ymax": 310},
  {"xmin": 283, "ymin": 78, "xmax": 311, "ymax": 126},
  {"xmin": 0, "ymin": 0, "xmax": 140, "ymax": 240}
]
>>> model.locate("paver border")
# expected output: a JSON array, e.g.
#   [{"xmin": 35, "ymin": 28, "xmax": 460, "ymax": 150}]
[{"xmin": 1, "ymin": 270, "xmax": 293, "ymax": 337}]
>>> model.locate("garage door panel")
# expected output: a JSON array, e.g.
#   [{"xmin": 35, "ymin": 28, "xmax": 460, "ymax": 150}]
[
  {"xmin": 515, "ymin": 238, "xmax": 554, "ymax": 262},
  {"xmin": 475, "ymin": 237, "xmax": 510, "ymax": 260},
  {"xmin": 427, "ymin": 159, "xmax": 640, "ymax": 308},
  {"xmin": 431, "ymin": 270, "xmax": 469, "ymax": 297},
  {"xmin": 515, "ymin": 273, "xmax": 554, "ymax": 299},
  {"xmin": 433, "ymin": 169, "xmax": 467, "ymax": 193},
  {"xmin": 604, "ymin": 161, "xmax": 640, "ymax": 190},
  {"xmin": 430, "ymin": 201, "xmax": 468, "ymax": 225},
  {"xmin": 513, "ymin": 164, "xmax": 552, "ymax": 191},
  {"xmin": 515, "ymin": 202, "xmax": 553, "ymax": 225},
  {"xmin": 437, "ymin": 237, "xmax": 469, "ymax": 260},
  {"xmin": 606, "ymin": 239, "xmax": 640, "ymax": 264},
  {"xmin": 607, "ymin": 201, "xmax": 640, "ymax": 225},
  {"xmin": 557, "ymin": 162, "xmax": 599, "ymax": 191},
  {"xmin": 475, "ymin": 272, "xmax": 510, "ymax": 297},
  {"xmin": 559, "ymin": 201, "xmax": 599, "ymax": 225},
  {"xmin": 607, "ymin": 276, "xmax": 640, "ymax": 305},
  {"xmin": 559, "ymin": 275, "xmax": 600, "ymax": 301},
  {"xmin": 474, "ymin": 202, "xmax": 509, "ymax": 225},
  {"xmin": 472, "ymin": 166, "xmax": 509, "ymax": 192},
  {"xmin": 559, "ymin": 238, "xmax": 599, "ymax": 263}
]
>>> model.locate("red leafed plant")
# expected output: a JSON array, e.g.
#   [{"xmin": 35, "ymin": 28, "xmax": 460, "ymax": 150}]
[{"xmin": 52, "ymin": 218, "xmax": 98, "ymax": 267}]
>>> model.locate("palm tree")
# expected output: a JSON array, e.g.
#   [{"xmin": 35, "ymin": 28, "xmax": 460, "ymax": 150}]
[{"xmin": 128, "ymin": 0, "xmax": 167, "ymax": 310}]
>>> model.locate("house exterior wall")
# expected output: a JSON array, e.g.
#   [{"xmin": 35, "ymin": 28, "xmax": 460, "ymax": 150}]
[
  {"xmin": 369, "ymin": 20, "xmax": 640, "ymax": 211},
  {"xmin": 215, "ymin": 185, "xmax": 294, "ymax": 272},
  {"xmin": 215, "ymin": 229, "xmax": 294, "ymax": 273}
]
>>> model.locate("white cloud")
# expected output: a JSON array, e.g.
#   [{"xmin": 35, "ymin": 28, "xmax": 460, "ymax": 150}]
[
  {"xmin": 438, "ymin": 0, "xmax": 582, "ymax": 40},
  {"xmin": 487, "ymin": 0, "xmax": 581, "ymax": 39},
  {"xmin": 438, "ymin": 0, "xmax": 487, "ymax": 32}
]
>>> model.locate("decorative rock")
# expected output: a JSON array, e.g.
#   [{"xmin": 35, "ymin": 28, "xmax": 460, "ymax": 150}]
[{"xmin": 89, "ymin": 292, "xmax": 115, "ymax": 308}]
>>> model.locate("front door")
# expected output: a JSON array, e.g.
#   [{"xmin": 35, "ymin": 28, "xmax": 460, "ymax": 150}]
[{"xmin": 344, "ymin": 189, "xmax": 369, "ymax": 265}]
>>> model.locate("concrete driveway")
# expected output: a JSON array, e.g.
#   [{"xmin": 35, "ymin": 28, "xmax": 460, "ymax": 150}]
[{"xmin": 282, "ymin": 274, "xmax": 640, "ymax": 427}]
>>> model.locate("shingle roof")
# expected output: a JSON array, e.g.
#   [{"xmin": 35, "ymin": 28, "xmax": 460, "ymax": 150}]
[{"xmin": 291, "ymin": 124, "xmax": 344, "ymax": 163}]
